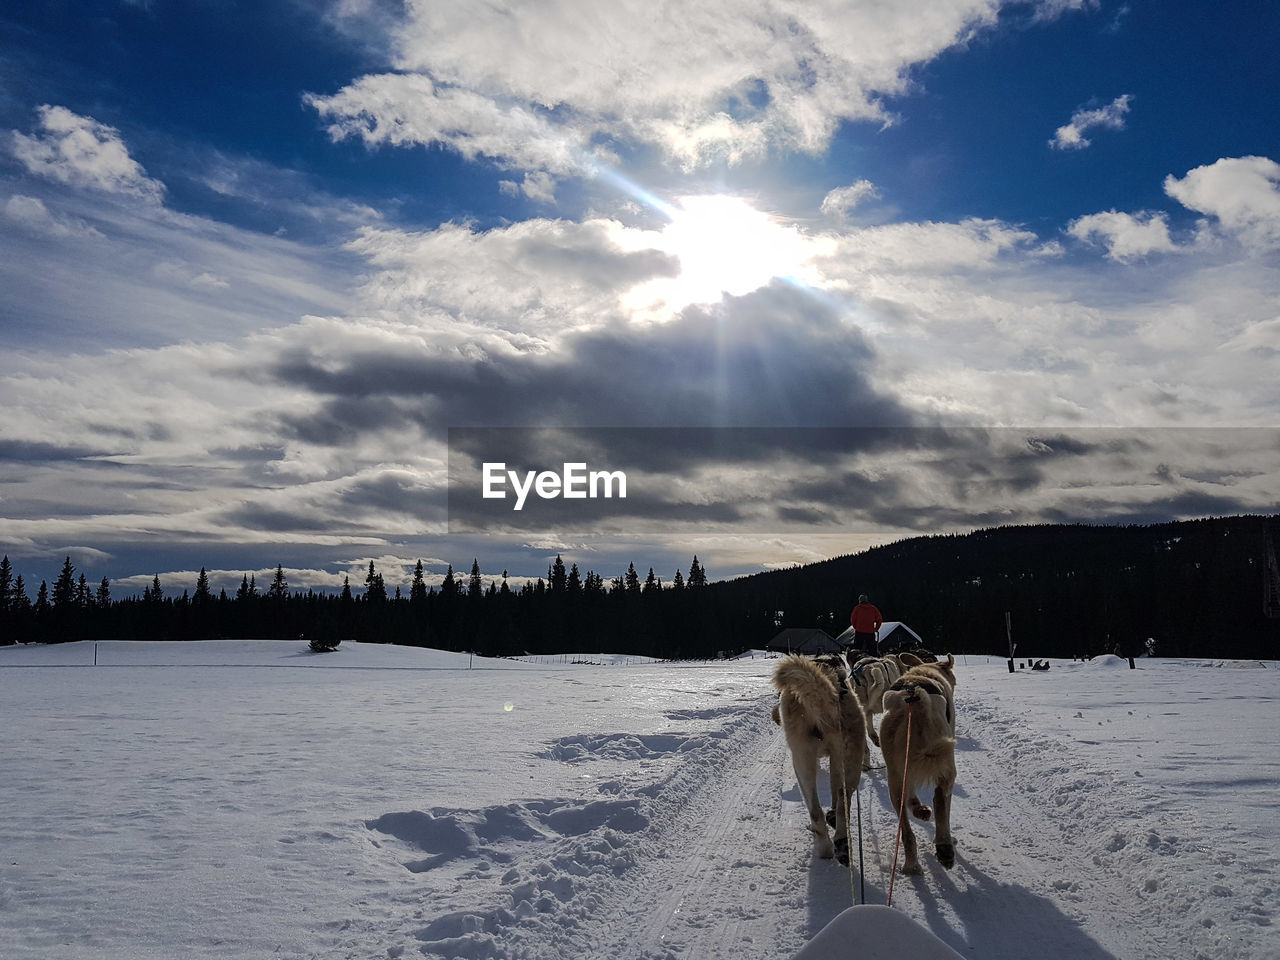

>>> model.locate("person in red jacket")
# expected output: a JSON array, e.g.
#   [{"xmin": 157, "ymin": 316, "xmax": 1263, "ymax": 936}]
[{"xmin": 849, "ymin": 594, "xmax": 883, "ymax": 655}]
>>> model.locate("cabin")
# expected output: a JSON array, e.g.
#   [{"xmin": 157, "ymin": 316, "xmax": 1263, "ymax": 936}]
[
  {"xmin": 767, "ymin": 628, "xmax": 841, "ymax": 656},
  {"xmin": 835, "ymin": 621, "xmax": 925, "ymax": 653}
]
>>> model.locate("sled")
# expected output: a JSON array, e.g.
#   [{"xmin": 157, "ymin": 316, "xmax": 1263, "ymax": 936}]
[{"xmin": 792, "ymin": 904, "xmax": 964, "ymax": 960}]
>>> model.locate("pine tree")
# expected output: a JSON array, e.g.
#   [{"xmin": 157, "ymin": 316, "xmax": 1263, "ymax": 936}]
[
  {"xmin": 150, "ymin": 575, "xmax": 164, "ymax": 602},
  {"xmin": 671, "ymin": 569, "xmax": 685, "ymax": 591},
  {"xmin": 364, "ymin": 560, "xmax": 386, "ymax": 603},
  {"xmin": 75, "ymin": 573, "xmax": 90, "ymax": 608},
  {"xmin": 35, "ymin": 580, "xmax": 50, "ymax": 616},
  {"xmin": 96, "ymin": 577, "xmax": 111, "ymax": 608},
  {"xmin": 550, "ymin": 555, "xmax": 567, "ymax": 593},
  {"xmin": 440, "ymin": 564, "xmax": 457, "ymax": 600},
  {"xmin": 0, "ymin": 555, "xmax": 13, "ymax": 612},
  {"xmin": 410, "ymin": 560, "xmax": 427, "ymax": 603},
  {"xmin": 236, "ymin": 574, "xmax": 252, "ymax": 602},
  {"xmin": 52, "ymin": 557, "xmax": 76, "ymax": 607},
  {"xmin": 687, "ymin": 556, "xmax": 707, "ymax": 589},
  {"xmin": 567, "ymin": 563, "xmax": 582, "ymax": 595},
  {"xmin": 0, "ymin": 555, "xmax": 13, "ymax": 645},
  {"xmin": 624, "ymin": 562, "xmax": 641, "ymax": 595},
  {"xmin": 194, "ymin": 567, "xmax": 212, "ymax": 605},
  {"xmin": 643, "ymin": 567, "xmax": 659, "ymax": 595},
  {"xmin": 468, "ymin": 559, "xmax": 483, "ymax": 598},
  {"xmin": 268, "ymin": 564, "xmax": 288, "ymax": 599}
]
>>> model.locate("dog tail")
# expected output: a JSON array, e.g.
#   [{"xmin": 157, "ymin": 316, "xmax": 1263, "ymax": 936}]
[
  {"xmin": 771, "ymin": 655, "xmax": 841, "ymax": 729},
  {"xmin": 919, "ymin": 737, "xmax": 956, "ymax": 761}
]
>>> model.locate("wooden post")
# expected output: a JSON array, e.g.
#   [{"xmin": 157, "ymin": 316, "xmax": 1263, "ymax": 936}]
[{"xmin": 1005, "ymin": 611, "xmax": 1016, "ymax": 673}]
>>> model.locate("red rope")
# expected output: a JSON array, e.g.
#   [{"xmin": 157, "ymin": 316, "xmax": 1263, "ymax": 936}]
[{"xmin": 887, "ymin": 700, "xmax": 915, "ymax": 907}]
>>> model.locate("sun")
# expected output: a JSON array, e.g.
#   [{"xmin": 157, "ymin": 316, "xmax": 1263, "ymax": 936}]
[{"xmin": 627, "ymin": 195, "xmax": 820, "ymax": 314}]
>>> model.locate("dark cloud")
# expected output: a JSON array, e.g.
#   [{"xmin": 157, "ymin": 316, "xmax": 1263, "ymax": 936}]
[
  {"xmin": 513, "ymin": 228, "xmax": 679, "ymax": 289},
  {"xmin": 268, "ymin": 282, "xmax": 909, "ymax": 437},
  {"xmin": 0, "ymin": 440, "xmax": 110, "ymax": 462}
]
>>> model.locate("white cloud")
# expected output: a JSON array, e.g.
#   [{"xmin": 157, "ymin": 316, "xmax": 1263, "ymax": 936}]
[
  {"xmin": 1163, "ymin": 156, "xmax": 1280, "ymax": 250},
  {"xmin": 10, "ymin": 105, "xmax": 166, "ymax": 202},
  {"xmin": 308, "ymin": 0, "xmax": 1019, "ymax": 177},
  {"xmin": 499, "ymin": 171, "xmax": 558, "ymax": 204},
  {"xmin": 1067, "ymin": 210, "xmax": 1178, "ymax": 261},
  {"xmin": 1049, "ymin": 94, "xmax": 1132, "ymax": 150},
  {"xmin": 818, "ymin": 217, "xmax": 1039, "ymax": 275},
  {"xmin": 0, "ymin": 186, "xmax": 360, "ymax": 349},
  {"xmin": 153, "ymin": 261, "xmax": 231, "ymax": 290},
  {"xmin": 305, "ymin": 73, "xmax": 590, "ymax": 176},
  {"xmin": 346, "ymin": 219, "xmax": 659, "ymax": 334},
  {"xmin": 820, "ymin": 180, "xmax": 880, "ymax": 219},
  {"xmin": 3, "ymin": 194, "xmax": 103, "ymax": 240}
]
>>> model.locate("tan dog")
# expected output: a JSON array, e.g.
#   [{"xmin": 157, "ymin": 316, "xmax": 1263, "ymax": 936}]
[
  {"xmin": 771, "ymin": 654, "xmax": 867, "ymax": 865},
  {"xmin": 878, "ymin": 654, "xmax": 957, "ymax": 875},
  {"xmin": 845, "ymin": 653, "xmax": 923, "ymax": 749}
]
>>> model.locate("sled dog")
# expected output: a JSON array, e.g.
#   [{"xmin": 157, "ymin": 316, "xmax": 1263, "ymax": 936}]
[
  {"xmin": 770, "ymin": 654, "xmax": 867, "ymax": 865},
  {"xmin": 845, "ymin": 653, "xmax": 916, "ymax": 748},
  {"xmin": 878, "ymin": 654, "xmax": 958, "ymax": 875}
]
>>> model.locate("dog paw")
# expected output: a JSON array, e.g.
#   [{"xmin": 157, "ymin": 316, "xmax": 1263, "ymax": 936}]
[
  {"xmin": 912, "ymin": 805, "xmax": 932, "ymax": 822},
  {"xmin": 901, "ymin": 861, "xmax": 923, "ymax": 876},
  {"xmin": 834, "ymin": 837, "xmax": 849, "ymax": 865},
  {"xmin": 936, "ymin": 841, "xmax": 955, "ymax": 869},
  {"xmin": 825, "ymin": 808, "xmax": 837, "ymax": 828}
]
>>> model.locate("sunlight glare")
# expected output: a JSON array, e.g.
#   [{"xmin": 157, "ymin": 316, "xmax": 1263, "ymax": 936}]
[{"xmin": 625, "ymin": 195, "xmax": 820, "ymax": 315}]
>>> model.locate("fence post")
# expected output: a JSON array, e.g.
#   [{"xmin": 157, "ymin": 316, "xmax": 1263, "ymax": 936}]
[{"xmin": 1005, "ymin": 611, "xmax": 1015, "ymax": 673}]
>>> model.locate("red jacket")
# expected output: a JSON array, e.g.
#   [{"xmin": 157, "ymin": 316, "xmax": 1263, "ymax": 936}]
[{"xmin": 850, "ymin": 602, "xmax": 883, "ymax": 634}]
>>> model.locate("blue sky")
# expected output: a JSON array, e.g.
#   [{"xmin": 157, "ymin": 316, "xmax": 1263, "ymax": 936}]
[{"xmin": 2, "ymin": 0, "xmax": 1279, "ymax": 598}]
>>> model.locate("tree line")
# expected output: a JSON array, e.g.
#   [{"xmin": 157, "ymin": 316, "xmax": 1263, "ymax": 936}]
[
  {"xmin": 3, "ymin": 515, "xmax": 1278, "ymax": 659},
  {"xmin": 0, "ymin": 553, "xmax": 725, "ymax": 659}
]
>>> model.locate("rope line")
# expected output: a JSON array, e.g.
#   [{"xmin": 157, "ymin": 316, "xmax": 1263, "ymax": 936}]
[
  {"xmin": 887, "ymin": 701, "xmax": 915, "ymax": 907},
  {"xmin": 841, "ymin": 775, "xmax": 857, "ymax": 907},
  {"xmin": 856, "ymin": 779, "xmax": 865, "ymax": 905}
]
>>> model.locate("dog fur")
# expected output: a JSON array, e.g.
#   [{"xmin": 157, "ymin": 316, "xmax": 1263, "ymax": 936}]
[
  {"xmin": 878, "ymin": 653, "xmax": 958, "ymax": 875},
  {"xmin": 845, "ymin": 653, "xmax": 919, "ymax": 747},
  {"xmin": 770, "ymin": 653, "xmax": 867, "ymax": 865}
]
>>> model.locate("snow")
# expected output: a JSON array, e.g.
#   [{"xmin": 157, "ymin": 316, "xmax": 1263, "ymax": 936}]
[{"xmin": 1, "ymin": 641, "xmax": 1276, "ymax": 960}]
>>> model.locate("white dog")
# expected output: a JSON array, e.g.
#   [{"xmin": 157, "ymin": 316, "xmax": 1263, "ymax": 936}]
[
  {"xmin": 771, "ymin": 654, "xmax": 867, "ymax": 865},
  {"xmin": 846, "ymin": 652, "xmax": 925, "ymax": 765},
  {"xmin": 878, "ymin": 654, "xmax": 957, "ymax": 875}
]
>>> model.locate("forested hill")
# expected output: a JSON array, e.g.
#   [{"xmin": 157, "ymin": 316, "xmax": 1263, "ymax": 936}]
[
  {"xmin": 722, "ymin": 514, "xmax": 1280, "ymax": 660},
  {"xmin": 3, "ymin": 515, "xmax": 1277, "ymax": 659}
]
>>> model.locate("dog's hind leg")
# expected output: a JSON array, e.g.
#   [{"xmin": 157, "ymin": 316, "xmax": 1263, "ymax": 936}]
[
  {"xmin": 932, "ymin": 772, "xmax": 956, "ymax": 869},
  {"xmin": 828, "ymin": 742, "xmax": 864, "ymax": 866},
  {"xmin": 863, "ymin": 700, "xmax": 880, "ymax": 747},
  {"xmin": 791, "ymin": 750, "xmax": 834, "ymax": 859},
  {"xmin": 887, "ymin": 765, "xmax": 922, "ymax": 875}
]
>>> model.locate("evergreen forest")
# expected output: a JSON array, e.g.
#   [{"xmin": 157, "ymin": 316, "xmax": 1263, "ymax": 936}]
[{"xmin": 2, "ymin": 515, "xmax": 1278, "ymax": 660}]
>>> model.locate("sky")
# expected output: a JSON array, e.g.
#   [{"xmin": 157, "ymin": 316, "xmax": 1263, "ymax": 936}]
[{"xmin": 2, "ymin": 0, "xmax": 1279, "ymax": 599}]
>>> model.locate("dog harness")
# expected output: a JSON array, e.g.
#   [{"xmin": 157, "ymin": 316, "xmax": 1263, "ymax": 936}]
[{"xmin": 890, "ymin": 677, "xmax": 952, "ymax": 724}]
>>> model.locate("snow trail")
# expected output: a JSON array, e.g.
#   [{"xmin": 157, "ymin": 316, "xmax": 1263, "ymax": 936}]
[{"xmin": 2, "ymin": 643, "xmax": 1277, "ymax": 960}]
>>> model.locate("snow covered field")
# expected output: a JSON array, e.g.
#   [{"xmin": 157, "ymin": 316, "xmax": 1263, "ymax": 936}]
[{"xmin": 1, "ymin": 640, "xmax": 1276, "ymax": 960}]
